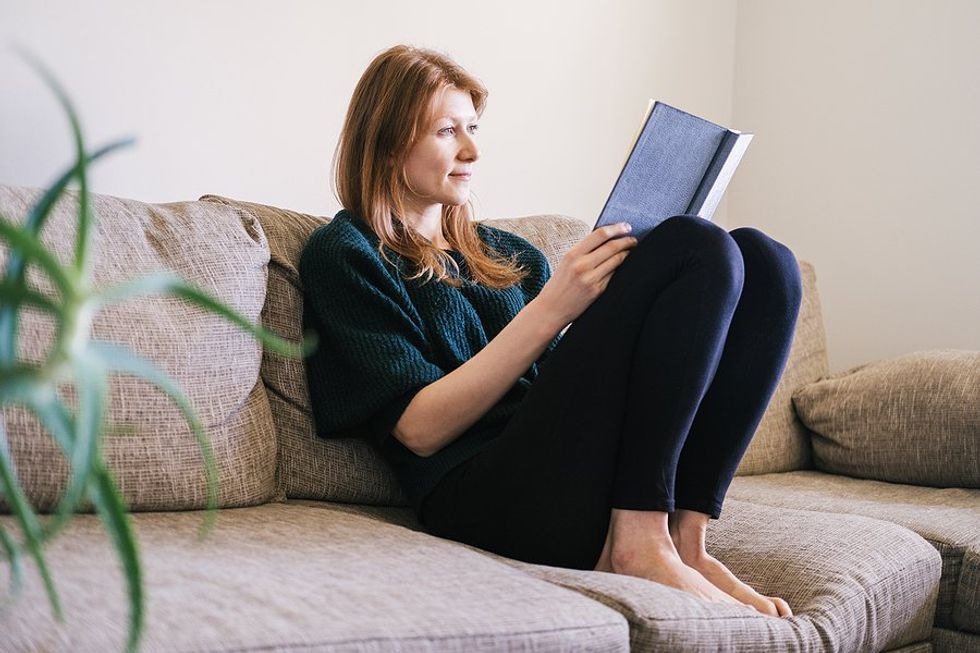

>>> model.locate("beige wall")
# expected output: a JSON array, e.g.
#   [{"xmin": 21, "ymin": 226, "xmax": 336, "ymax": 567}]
[
  {"xmin": 0, "ymin": 0, "xmax": 736, "ymax": 223},
  {"xmin": 2, "ymin": 1, "xmax": 975, "ymax": 373},
  {"xmin": 729, "ymin": 0, "xmax": 980, "ymax": 372}
]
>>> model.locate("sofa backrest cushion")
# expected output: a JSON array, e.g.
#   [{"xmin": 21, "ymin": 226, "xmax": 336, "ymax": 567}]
[
  {"xmin": 199, "ymin": 196, "xmax": 828, "ymax": 505},
  {"xmin": 0, "ymin": 185, "xmax": 277, "ymax": 512},
  {"xmin": 200, "ymin": 194, "xmax": 406, "ymax": 504},
  {"xmin": 792, "ymin": 348, "xmax": 979, "ymax": 487},
  {"xmin": 198, "ymin": 196, "xmax": 589, "ymax": 506}
]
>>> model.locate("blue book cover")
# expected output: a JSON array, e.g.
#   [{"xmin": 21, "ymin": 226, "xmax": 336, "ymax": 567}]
[{"xmin": 593, "ymin": 100, "xmax": 753, "ymax": 240}]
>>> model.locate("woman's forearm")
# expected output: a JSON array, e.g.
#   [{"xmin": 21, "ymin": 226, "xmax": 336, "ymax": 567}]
[{"xmin": 394, "ymin": 297, "xmax": 564, "ymax": 457}]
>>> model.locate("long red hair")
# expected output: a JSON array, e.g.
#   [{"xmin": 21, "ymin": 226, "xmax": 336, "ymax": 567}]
[{"xmin": 332, "ymin": 44, "xmax": 529, "ymax": 289}]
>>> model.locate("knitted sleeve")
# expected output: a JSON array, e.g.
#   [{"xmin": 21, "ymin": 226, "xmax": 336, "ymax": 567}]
[
  {"xmin": 501, "ymin": 231, "xmax": 563, "ymax": 369},
  {"xmin": 300, "ymin": 229, "xmax": 445, "ymax": 447}
]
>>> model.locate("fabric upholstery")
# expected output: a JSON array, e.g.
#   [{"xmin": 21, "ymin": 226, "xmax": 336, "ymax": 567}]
[
  {"xmin": 0, "ymin": 185, "xmax": 277, "ymax": 511},
  {"xmin": 0, "ymin": 502, "xmax": 629, "ymax": 652},
  {"xmin": 199, "ymin": 194, "xmax": 408, "ymax": 505},
  {"xmin": 932, "ymin": 627, "xmax": 980, "ymax": 653},
  {"xmin": 198, "ymin": 196, "xmax": 591, "ymax": 507},
  {"xmin": 0, "ymin": 186, "xmax": 956, "ymax": 651},
  {"xmin": 729, "ymin": 470, "xmax": 980, "ymax": 634},
  {"xmin": 733, "ymin": 260, "xmax": 827, "ymax": 475},
  {"xmin": 198, "ymin": 197, "xmax": 824, "ymax": 504},
  {"xmin": 297, "ymin": 210, "xmax": 561, "ymax": 514},
  {"xmin": 331, "ymin": 498, "xmax": 939, "ymax": 653},
  {"xmin": 792, "ymin": 348, "xmax": 980, "ymax": 487},
  {"xmin": 882, "ymin": 644, "xmax": 931, "ymax": 653}
]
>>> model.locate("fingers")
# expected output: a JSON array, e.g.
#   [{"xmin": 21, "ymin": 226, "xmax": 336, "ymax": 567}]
[
  {"xmin": 581, "ymin": 222, "xmax": 633, "ymax": 254},
  {"xmin": 591, "ymin": 245, "xmax": 633, "ymax": 281},
  {"xmin": 588, "ymin": 233, "xmax": 637, "ymax": 279}
]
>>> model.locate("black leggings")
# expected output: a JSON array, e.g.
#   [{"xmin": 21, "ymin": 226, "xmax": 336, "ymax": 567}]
[{"xmin": 419, "ymin": 214, "xmax": 804, "ymax": 571}]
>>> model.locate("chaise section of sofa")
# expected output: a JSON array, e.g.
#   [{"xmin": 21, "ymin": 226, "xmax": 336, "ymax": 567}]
[
  {"xmin": 729, "ymin": 472, "xmax": 980, "ymax": 653},
  {"xmin": 726, "ymin": 343, "xmax": 979, "ymax": 653}
]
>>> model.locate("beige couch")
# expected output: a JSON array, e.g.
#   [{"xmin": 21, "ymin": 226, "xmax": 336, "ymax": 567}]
[{"xmin": 0, "ymin": 183, "xmax": 977, "ymax": 653}]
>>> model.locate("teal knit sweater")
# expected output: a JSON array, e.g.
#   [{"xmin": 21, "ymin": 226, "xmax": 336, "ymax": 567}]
[{"xmin": 299, "ymin": 209, "xmax": 562, "ymax": 514}]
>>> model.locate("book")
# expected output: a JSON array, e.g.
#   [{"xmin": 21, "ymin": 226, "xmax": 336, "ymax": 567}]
[{"xmin": 593, "ymin": 100, "xmax": 753, "ymax": 240}]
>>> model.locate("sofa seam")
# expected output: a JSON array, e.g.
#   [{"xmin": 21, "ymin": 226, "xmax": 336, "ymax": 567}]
[{"xmin": 201, "ymin": 620, "xmax": 629, "ymax": 653}]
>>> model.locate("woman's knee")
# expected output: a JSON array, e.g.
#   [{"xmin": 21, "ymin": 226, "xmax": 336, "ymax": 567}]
[
  {"xmin": 656, "ymin": 214, "xmax": 745, "ymax": 280},
  {"xmin": 658, "ymin": 215, "xmax": 742, "ymax": 256},
  {"xmin": 729, "ymin": 227, "xmax": 803, "ymax": 307}
]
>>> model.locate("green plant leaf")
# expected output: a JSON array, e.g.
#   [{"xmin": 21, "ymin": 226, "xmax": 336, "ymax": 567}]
[
  {"xmin": 88, "ymin": 459, "xmax": 142, "ymax": 653},
  {"xmin": 69, "ymin": 351, "xmax": 105, "ymax": 508},
  {"xmin": 0, "ymin": 218, "xmax": 72, "ymax": 296},
  {"xmin": 0, "ymin": 372, "xmax": 83, "ymax": 545},
  {"xmin": 2, "ymin": 46, "xmax": 150, "ymax": 652},
  {"xmin": 0, "ymin": 522, "xmax": 25, "ymax": 602},
  {"xmin": 96, "ymin": 273, "xmax": 316, "ymax": 358},
  {"xmin": 21, "ymin": 138, "xmax": 135, "ymax": 240},
  {"xmin": 0, "ymin": 369, "xmax": 74, "ymax": 454},
  {"xmin": 0, "ymin": 136, "xmax": 133, "ymax": 363},
  {"xmin": 0, "ymin": 279, "xmax": 59, "ymax": 315},
  {"xmin": 87, "ymin": 340, "xmax": 218, "ymax": 541},
  {"xmin": 0, "ymin": 365, "xmax": 44, "ymax": 403},
  {"xmin": 32, "ymin": 397, "xmax": 85, "ymax": 545},
  {"xmin": 11, "ymin": 45, "xmax": 94, "ymax": 278},
  {"xmin": 0, "ymin": 418, "xmax": 64, "ymax": 621}
]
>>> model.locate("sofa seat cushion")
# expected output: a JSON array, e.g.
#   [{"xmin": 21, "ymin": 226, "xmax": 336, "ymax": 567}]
[
  {"xmin": 729, "ymin": 470, "xmax": 980, "ymax": 634},
  {"xmin": 0, "ymin": 502, "xmax": 628, "ymax": 652},
  {"xmin": 339, "ymin": 499, "xmax": 939, "ymax": 652},
  {"xmin": 0, "ymin": 185, "xmax": 277, "ymax": 511}
]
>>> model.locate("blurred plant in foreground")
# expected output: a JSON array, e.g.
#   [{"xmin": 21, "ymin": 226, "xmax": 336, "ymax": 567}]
[{"xmin": 0, "ymin": 48, "xmax": 315, "ymax": 653}]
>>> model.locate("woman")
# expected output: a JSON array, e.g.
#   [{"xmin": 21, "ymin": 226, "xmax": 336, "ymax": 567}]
[{"xmin": 301, "ymin": 44, "xmax": 801, "ymax": 618}]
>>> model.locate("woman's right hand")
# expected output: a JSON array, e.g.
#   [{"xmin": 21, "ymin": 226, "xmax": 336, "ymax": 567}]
[{"xmin": 533, "ymin": 222, "xmax": 639, "ymax": 330}]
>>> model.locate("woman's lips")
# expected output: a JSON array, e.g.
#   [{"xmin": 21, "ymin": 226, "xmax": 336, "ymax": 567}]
[{"xmin": 449, "ymin": 173, "xmax": 471, "ymax": 179}]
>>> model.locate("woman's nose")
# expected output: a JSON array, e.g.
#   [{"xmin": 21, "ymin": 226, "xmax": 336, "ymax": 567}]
[{"xmin": 460, "ymin": 133, "xmax": 480, "ymax": 161}]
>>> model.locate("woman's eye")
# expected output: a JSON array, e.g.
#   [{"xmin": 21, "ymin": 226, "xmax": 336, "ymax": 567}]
[{"xmin": 439, "ymin": 125, "xmax": 479, "ymax": 135}]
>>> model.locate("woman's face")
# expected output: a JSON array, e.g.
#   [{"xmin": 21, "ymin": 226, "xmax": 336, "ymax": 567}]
[{"xmin": 401, "ymin": 86, "xmax": 481, "ymax": 214}]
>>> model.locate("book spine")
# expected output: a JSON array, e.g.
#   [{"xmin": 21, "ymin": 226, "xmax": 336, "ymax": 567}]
[
  {"xmin": 695, "ymin": 134, "xmax": 753, "ymax": 220},
  {"xmin": 687, "ymin": 131, "xmax": 738, "ymax": 217}
]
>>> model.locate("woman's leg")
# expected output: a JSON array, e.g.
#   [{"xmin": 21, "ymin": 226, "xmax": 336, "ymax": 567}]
[
  {"xmin": 672, "ymin": 227, "xmax": 803, "ymax": 520},
  {"xmin": 654, "ymin": 226, "xmax": 803, "ymax": 617},
  {"xmin": 419, "ymin": 214, "xmax": 746, "ymax": 574}
]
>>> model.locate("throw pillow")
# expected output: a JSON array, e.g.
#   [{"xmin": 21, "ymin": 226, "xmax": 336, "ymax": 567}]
[{"xmin": 792, "ymin": 349, "xmax": 979, "ymax": 487}]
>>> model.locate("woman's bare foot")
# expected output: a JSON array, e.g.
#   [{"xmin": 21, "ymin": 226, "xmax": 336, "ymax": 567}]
[
  {"xmin": 667, "ymin": 507, "xmax": 793, "ymax": 618},
  {"xmin": 679, "ymin": 551, "xmax": 792, "ymax": 618},
  {"xmin": 594, "ymin": 507, "xmax": 787, "ymax": 615},
  {"xmin": 609, "ymin": 545, "xmax": 756, "ymax": 609}
]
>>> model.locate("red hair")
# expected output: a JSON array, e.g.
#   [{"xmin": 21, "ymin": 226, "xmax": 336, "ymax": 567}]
[{"xmin": 331, "ymin": 44, "xmax": 528, "ymax": 288}]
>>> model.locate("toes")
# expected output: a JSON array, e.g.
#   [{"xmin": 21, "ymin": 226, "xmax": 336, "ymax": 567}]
[{"xmin": 768, "ymin": 596, "xmax": 793, "ymax": 618}]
